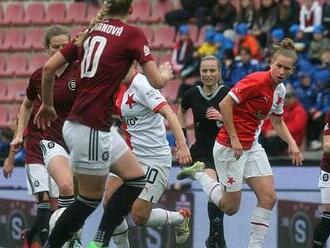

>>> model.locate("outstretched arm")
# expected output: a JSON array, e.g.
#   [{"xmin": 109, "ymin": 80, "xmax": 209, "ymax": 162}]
[
  {"xmin": 270, "ymin": 115, "xmax": 304, "ymax": 165},
  {"xmin": 159, "ymin": 104, "xmax": 192, "ymax": 165}
]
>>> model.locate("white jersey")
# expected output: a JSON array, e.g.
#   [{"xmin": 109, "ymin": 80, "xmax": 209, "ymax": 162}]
[{"xmin": 119, "ymin": 73, "xmax": 172, "ymax": 167}]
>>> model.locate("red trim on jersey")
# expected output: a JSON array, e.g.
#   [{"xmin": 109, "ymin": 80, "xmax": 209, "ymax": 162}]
[
  {"xmin": 251, "ymin": 222, "xmax": 268, "ymax": 228},
  {"xmin": 271, "ymin": 112, "xmax": 283, "ymax": 117},
  {"xmin": 153, "ymin": 101, "xmax": 168, "ymax": 113}
]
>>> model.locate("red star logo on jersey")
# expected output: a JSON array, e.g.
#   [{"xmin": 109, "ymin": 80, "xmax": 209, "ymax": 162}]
[
  {"xmin": 276, "ymin": 96, "xmax": 282, "ymax": 105},
  {"xmin": 125, "ymin": 93, "xmax": 136, "ymax": 109},
  {"xmin": 227, "ymin": 176, "xmax": 235, "ymax": 185}
]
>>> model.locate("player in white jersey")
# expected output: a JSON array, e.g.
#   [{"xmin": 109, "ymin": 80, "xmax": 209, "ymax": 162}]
[{"xmin": 103, "ymin": 62, "xmax": 192, "ymax": 247}]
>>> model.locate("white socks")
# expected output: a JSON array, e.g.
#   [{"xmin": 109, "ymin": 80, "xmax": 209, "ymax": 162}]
[
  {"xmin": 194, "ymin": 172, "xmax": 222, "ymax": 207},
  {"xmin": 113, "ymin": 219, "xmax": 130, "ymax": 248},
  {"xmin": 248, "ymin": 207, "xmax": 272, "ymax": 248},
  {"xmin": 146, "ymin": 208, "xmax": 184, "ymax": 226}
]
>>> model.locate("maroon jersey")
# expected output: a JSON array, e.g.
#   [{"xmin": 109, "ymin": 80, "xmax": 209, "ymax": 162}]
[
  {"xmin": 321, "ymin": 110, "xmax": 330, "ymax": 172},
  {"xmin": 24, "ymin": 97, "xmax": 44, "ymax": 165},
  {"xmin": 26, "ymin": 63, "xmax": 79, "ymax": 149},
  {"xmin": 61, "ymin": 19, "xmax": 153, "ymax": 131}
]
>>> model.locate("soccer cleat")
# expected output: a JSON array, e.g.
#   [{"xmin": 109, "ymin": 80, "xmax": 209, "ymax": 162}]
[
  {"xmin": 175, "ymin": 208, "xmax": 191, "ymax": 244},
  {"xmin": 176, "ymin": 161, "xmax": 205, "ymax": 180},
  {"xmin": 86, "ymin": 241, "xmax": 102, "ymax": 248},
  {"xmin": 68, "ymin": 235, "xmax": 83, "ymax": 248},
  {"xmin": 21, "ymin": 229, "xmax": 31, "ymax": 248}
]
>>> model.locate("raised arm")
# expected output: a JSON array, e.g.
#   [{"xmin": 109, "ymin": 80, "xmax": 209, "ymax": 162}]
[{"xmin": 142, "ymin": 61, "xmax": 173, "ymax": 89}]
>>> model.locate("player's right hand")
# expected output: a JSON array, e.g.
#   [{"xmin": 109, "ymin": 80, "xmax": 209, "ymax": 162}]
[
  {"xmin": 231, "ymin": 137, "xmax": 243, "ymax": 160},
  {"xmin": 34, "ymin": 104, "xmax": 57, "ymax": 130},
  {"xmin": 3, "ymin": 158, "xmax": 14, "ymax": 179},
  {"xmin": 159, "ymin": 62, "xmax": 174, "ymax": 81},
  {"xmin": 10, "ymin": 137, "xmax": 23, "ymax": 152}
]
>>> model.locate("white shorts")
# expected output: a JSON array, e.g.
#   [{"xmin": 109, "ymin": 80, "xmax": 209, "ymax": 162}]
[
  {"xmin": 25, "ymin": 163, "xmax": 59, "ymax": 198},
  {"xmin": 213, "ymin": 141, "xmax": 273, "ymax": 192},
  {"xmin": 40, "ymin": 140, "xmax": 70, "ymax": 168},
  {"xmin": 63, "ymin": 121, "xmax": 129, "ymax": 176},
  {"xmin": 109, "ymin": 163, "xmax": 170, "ymax": 204},
  {"xmin": 318, "ymin": 170, "xmax": 330, "ymax": 203}
]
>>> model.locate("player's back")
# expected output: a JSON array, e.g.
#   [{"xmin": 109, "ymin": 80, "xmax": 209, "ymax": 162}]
[{"xmin": 66, "ymin": 19, "xmax": 153, "ymax": 131}]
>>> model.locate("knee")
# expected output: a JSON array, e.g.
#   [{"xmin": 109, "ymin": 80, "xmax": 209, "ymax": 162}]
[
  {"xmin": 259, "ymin": 191, "xmax": 277, "ymax": 209},
  {"xmin": 132, "ymin": 211, "xmax": 149, "ymax": 226},
  {"xmin": 221, "ymin": 201, "xmax": 240, "ymax": 216},
  {"xmin": 58, "ymin": 181, "xmax": 74, "ymax": 195}
]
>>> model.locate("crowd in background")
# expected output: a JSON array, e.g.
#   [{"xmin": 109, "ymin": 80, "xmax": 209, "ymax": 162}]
[
  {"xmin": 168, "ymin": 0, "xmax": 330, "ymax": 155},
  {"xmin": 1, "ymin": 0, "xmax": 330, "ymax": 164}
]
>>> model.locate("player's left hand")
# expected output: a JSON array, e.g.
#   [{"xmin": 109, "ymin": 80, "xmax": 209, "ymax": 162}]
[
  {"xmin": 34, "ymin": 104, "xmax": 57, "ymax": 130},
  {"xmin": 288, "ymin": 142, "xmax": 303, "ymax": 166},
  {"xmin": 205, "ymin": 107, "xmax": 222, "ymax": 121},
  {"xmin": 175, "ymin": 143, "xmax": 192, "ymax": 165}
]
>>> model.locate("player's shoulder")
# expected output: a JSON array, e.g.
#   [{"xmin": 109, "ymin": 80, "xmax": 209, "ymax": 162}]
[
  {"xmin": 30, "ymin": 68, "xmax": 43, "ymax": 81},
  {"xmin": 132, "ymin": 73, "xmax": 149, "ymax": 88},
  {"xmin": 276, "ymin": 83, "xmax": 286, "ymax": 93},
  {"xmin": 184, "ymin": 86, "xmax": 199, "ymax": 97}
]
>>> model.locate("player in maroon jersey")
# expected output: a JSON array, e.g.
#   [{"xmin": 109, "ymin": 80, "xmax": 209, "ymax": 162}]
[
  {"xmin": 2, "ymin": 25, "xmax": 75, "ymax": 247},
  {"xmin": 34, "ymin": 1, "xmax": 173, "ymax": 247},
  {"xmin": 177, "ymin": 38, "xmax": 304, "ymax": 247},
  {"xmin": 313, "ymin": 109, "xmax": 330, "ymax": 247}
]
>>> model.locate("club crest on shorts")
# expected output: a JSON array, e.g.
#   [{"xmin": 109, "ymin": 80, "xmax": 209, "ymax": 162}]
[
  {"xmin": 68, "ymin": 79, "xmax": 77, "ymax": 91},
  {"xmin": 323, "ymin": 173, "xmax": 329, "ymax": 182},
  {"xmin": 47, "ymin": 142, "xmax": 55, "ymax": 149},
  {"xmin": 102, "ymin": 151, "xmax": 109, "ymax": 161},
  {"xmin": 34, "ymin": 180, "xmax": 40, "ymax": 187}
]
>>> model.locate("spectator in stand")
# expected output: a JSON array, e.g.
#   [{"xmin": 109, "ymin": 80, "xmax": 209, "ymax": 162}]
[
  {"xmin": 311, "ymin": 49, "xmax": 330, "ymax": 88},
  {"xmin": 299, "ymin": 0, "xmax": 323, "ymax": 34},
  {"xmin": 322, "ymin": 0, "xmax": 330, "ymax": 36},
  {"xmin": 165, "ymin": 0, "xmax": 216, "ymax": 29},
  {"xmin": 275, "ymin": 0, "xmax": 300, "ymax": 32},
  {"xmin": 289, "ymin": 24, "xmax": 310, "ymax": 56},
  {"xmin": 252, "ymin": 0, "xmax": 278, "ymax": 47},
  {"xmin": 210, "ymin": 0, "xmax": 237, "ymax": 32},
  {"xmin": 308, "ymin": 25, "xmax": 330, "ymax": 64},
  {"xmin": 271, "ymin": 28, "xmax": 285, "ymax": 45},
  {"xmin": 235, "ymin": 0, "xmax": 255, "ymax": 29},
  {"xmin": 171, "ymin": 25, "xmax": 195, "ymax": 74},
  {"xmin": 233, "ymin": 23, "xmax": 261, "ymax": 60},
  {"xmin": 260, "ymin": 87, "xmax": 308, "ymax": 156},
  {"xmin": 213, "ymin": 32, "xmax": 234, "ymax": 60},
  {"xmin": 222, "ymin": 47, "xmax": 260, "ymax": 87}
]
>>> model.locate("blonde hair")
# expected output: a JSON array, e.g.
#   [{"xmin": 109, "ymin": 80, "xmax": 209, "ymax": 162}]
[
  {"xmin": 75, "ymin": 0, "xmax": 133, "ymax": 46},
  {"xmin": 272, "ymin": 37, "xmax": 297, "ymax": 63},
  {"xmin": 201, "ymin": 55, "xmax": 222, "ymax": 70},
  {"xmin": 43, "ymin": 25, "xmax": 70, "ymax": 48}
]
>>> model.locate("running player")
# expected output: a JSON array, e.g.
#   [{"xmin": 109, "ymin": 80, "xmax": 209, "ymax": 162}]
[
  {"xmin": 313, "ymin": 108, "xmax": 330, "ymax": 247},
  {"xmin": 177, "ymin": 55, "xmax": 229, "ymax": 248},
  {"xmin": 2, "ymin": 25, "xmax": 74, "ymax": 247},
  {"xmin": 105, "ymin": 62, "xmax": 191, "ymax": 247},
  {"xmin": 34, "ymin": 1, "xmax": 173, "ymax": 247},
  {"xmin": 177, "ymin": 38, "xmax": 304, "ymax": 247}
]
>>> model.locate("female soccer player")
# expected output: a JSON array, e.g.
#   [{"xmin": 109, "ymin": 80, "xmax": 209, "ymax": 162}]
[
  {"xmin": 3, "ymin": 25, "xmax": 76, "ymax": 246},
  {"xmin": 178, "ymin": 55, "xmax": 230, "ymax": 248},
  {"xmin": 177, "ymin": 38, "xmax": 304, "ymax": 248},
  {"xmin": 34, "ymin": 1, "xmax": 173, "ymax": 247},
  {"xmin": 313, "ymin": 108, "xmax": 330, "ymax": 247},
  {"xmin": 105, "ymin": 62, "xmax": 192, "ymax": 247}
]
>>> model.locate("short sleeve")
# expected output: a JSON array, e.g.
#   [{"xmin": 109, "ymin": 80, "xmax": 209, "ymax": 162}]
[
  {"xmin": 271, "ymin": 83, "xmax": 286, "ymax": 116},
  {"xmin": 128, "ymin": 28, "xmax": 153, "ymax": 65},
  {"xmin": 324, "ymin": 110, "xmax": 330, "ymax": 136},
  {"xmin": 181, "ymin": 88, "xmax": 193, "ymax": 111},
  {"xmin": 135, "ymin": 74, "xmax": 167, "ymax": 112},
  {"xmin": 229, "ymin": 75, "xmax": 260, "ymax": 103},
  {"xmin": 26, "ymin": 71, "xmax": 40, "ymax": 101},
  {"xmin": 60, "ymin": 42, "xmax": 79, "ymax": 63}
]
